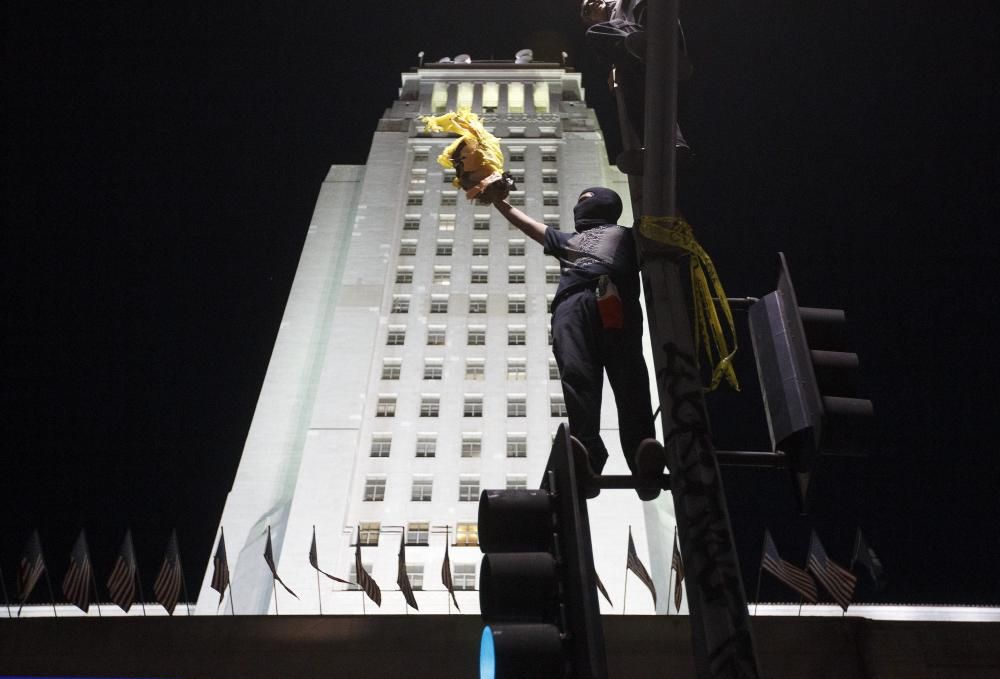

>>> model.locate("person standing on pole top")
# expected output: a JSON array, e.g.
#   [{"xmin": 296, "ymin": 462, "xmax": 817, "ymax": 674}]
[{"xmin": 492, "ymin": 187, "xmax": 665, "ymax": 500}]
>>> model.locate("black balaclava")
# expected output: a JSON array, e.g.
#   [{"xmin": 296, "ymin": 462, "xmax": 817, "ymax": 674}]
[{"xmin": 573, "ymin": 186, "xmax": 623, "ymax": 232}]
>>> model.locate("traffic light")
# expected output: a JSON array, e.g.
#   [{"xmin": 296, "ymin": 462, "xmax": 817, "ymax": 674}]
[
  {"xmin": 748, "ymin": 252, "xmax": 873, "ymax": 508},
  {"xmin": 477, "ymin": 423, "xmax": 607, "ymax": 679}
]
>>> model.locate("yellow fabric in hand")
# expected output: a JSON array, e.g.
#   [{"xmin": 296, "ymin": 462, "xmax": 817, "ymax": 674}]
[{"xmin": 421, "ymin": 108, "xmax": 505, "ymax": 181}]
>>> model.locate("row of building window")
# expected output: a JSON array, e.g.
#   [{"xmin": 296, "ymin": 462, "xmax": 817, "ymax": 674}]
[
  {"xmin": 369, "ymin": 433, "xmax": 530, "ymax": 459},
  {"xmin": 363, "ymin": 475, "xmax": 527, "ymax": 503},
  {"xmin": 398, "ymin": 239, "xmax": 528, "ymax": 257},
  {"xmin": 430, "ymin": 81, "xmax": 552, "ymax": 115},
  {"xmin": 356, "ymin": 521, "xmax": 482, "ymax": 547},
  {"xmin": 412, "ymin": 148, "xmax": 558, "ymax": 165},
  {"xmin": 386, "ymin": 326, "xmax": 550, "ymax": 347},
  {"xmin": 405, "ymin": 191, "xmax": 559, "ymax": 208},
  {"xmin": 390, "ymin": 294, "xmax": 547, "ymax": 315},
  {"xmin": 402, "ymin": 215, "xmax": 560, "ymax": 232},
  {"xmin": 373, "ymin": 395, "xmax": 567, "ymax": 418},
  {"xmin": 380, "ymin": 358, "xmax": 559, "ymax": 381},
  {"xmin": 346, "ymin": 561, "xmax": 476, "ymax": 592},
  {"xmin": 395, "ymin": 265, "xmax": 561, "ymax": 285}
]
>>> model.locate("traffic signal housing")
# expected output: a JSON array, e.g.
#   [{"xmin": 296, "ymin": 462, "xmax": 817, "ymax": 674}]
[
  {"xmin": 477, "ymin": 423, "xmax": 607, "ymax": 679},
  {"xmin": 748, "ymin": 252, "xmax": 874, "ymax": 508}
]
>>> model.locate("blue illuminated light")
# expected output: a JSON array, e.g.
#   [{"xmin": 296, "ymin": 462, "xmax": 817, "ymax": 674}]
[{"xmin": 479, "ymin": 625, "xmax": 496, "ymax": 679}]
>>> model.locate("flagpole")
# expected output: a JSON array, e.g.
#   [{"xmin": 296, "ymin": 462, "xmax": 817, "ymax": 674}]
[
  {"xmin": 175, "ymin": 533, "xmax": 192, "ymax": 616},
  {"xmin": 313, "ymin": 525, "xmax": 323, "ymax": 615},
  {"xmin": 272, "ymin": 578, "xmax": 279, "ymax": 615},
  {"xmin": 43, "ymin": 565, "xmax": 58, "ymax": 618},
  {"xmin": 132, "ymin": 531, "xmax": 147, "ymax": 617},
  {"xmin": 445, "ymin": 525, "xmax": 451, "ymax": 615},
  {"xmin": 753, "ymin": 532, "xmax": 766, "ymax": 617},
  {"xmin": 86, "ymin": 532, "xmax": 102, "ymax": 618},
  {"xmin": 221, "ymin": 527, "xmax": 235, "ymax": 616},
  {"xmin": 1, "ymin": 566, "xmax": 11, "ymax": 618},
  {"xmin": 666, "ymin": 527, "xmax": 676, "ymax": 616}
]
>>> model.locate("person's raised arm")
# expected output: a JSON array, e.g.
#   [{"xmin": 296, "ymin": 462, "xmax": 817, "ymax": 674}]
[{"xmin": 491, "ymin": 198, "xmax": 547, "ymax": 245}]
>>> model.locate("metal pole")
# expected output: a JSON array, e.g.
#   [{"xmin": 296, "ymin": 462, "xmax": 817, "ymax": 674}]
[{"xmin": 637, "ymin": 1, "xmax": 761, "ymax": 677}]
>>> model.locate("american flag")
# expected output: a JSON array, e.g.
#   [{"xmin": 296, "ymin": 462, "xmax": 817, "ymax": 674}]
[
  {"xmin": 62, "ymin": 530, "xmax": 95, "ymax": 613},
  {"xmin": 397, "ymin": 533, "xmax": 418, "ymax": 611},
  {"xmin": 440, "ymin": 538, "xmax": 460, "ymax": 612},
  {"xmin": 210, "ymin": 531, "xmax": 230, "ymax": 605},
  {"xmin": 263, "ymin": 526, "xmax": 298, "ymax": 599},
  {"xmin": 626, "ymin": 527, "xmax": 657, "ymax": 606},
  {"xmin": 17, "ymin": 530, "xmax": 46, "ymax": 603},
  {"xmin": 308, "ymin": 528, "xmax": 351, "ymax": 585},
  {"xmin": 106, "ymin": 529, "xmax": 138, "ymax": 612},
  {"xmin": 354, "ymin": 527, "xmax": 382, "ymax": 607},
  {"xmin": 153, "ymin": 530, "xmax": 184, "ymax": 615},
  {"xmin": 806, "ymin": 531, "xmax": 857, "ymax": 612},
  {"xmin": 671, "ymin": 531, "xmax": 684, "ymax": 612},
  {"xmin": 851, "ymin": 529, "xmax": 885, "ymax": 590},
  {"xmin": 595, "ymin": 571, "xmax": 613, "ymax": 607},
  {"xmin": 760, "ymin": 531, "xmax": 817, "ymax": 603}
]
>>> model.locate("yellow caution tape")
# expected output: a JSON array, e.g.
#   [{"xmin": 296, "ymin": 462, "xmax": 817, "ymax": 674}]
[
  {"xmin": 420, "ymin": 108, "xmax": 505, "ymax": 186},
  {"xmin": 638, "ymin": 215, "xmax": 739, "ymax": 391}
]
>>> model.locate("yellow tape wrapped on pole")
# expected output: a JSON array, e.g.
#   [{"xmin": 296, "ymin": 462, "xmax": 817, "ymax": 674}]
[{"xmin": 639, "ymin": 215, "xmax": 740, "ymax": 391}]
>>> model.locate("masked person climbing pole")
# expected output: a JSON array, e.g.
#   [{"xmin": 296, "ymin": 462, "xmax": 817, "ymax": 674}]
[{"xmin": 492, "ymin": 186, "xmax": 663, "ymax": 499}]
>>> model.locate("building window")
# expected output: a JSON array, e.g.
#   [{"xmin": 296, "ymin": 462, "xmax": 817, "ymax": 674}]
[
  {"xmin": 508, "ymin": 396, "xmax": 527, "ymax": 417},
  {"xmin": 543, "ymin": 214, "xmax": 561, "ymax": 230},
  {"xmin": 468, "ymin": 328, "xmax": 486, "ymax": 346},
  {"xmin": 542, "ymin": 170, "xmax": 558, "ymax": 184},
  {"xmin": 430, "ymin": 295, "xmax": 449, "ymax": 313},
  {"xmin": 370, "ymin": 435, "xmax": 391, "ymax": 458},
  {"xmin": 507, "ymin": 82, "xmax": 524, "ymax": 113},
  {"xmin": 443, "ymin": 170, "xmax": 456, "ymax": 184},
  {"xmin": 423, "ymin": 360, "xmax": 443, "ymax": 380},
  {"xmin": 508, "ymin": 327, "xmax": 526, "ymax": 346},
  {"xmin": 431, "ymin": 82, "xmax": 448, "ymax": 112},
  {"xmin": 396, "ymin": 266, "xmax": 414, "ymax": 283},
  {"xmin": 456, "ymin": 522, "xmax": 479, "ymax": 547},
  {"xmin": 407, "ymin": 522, "xmax": 430, "ymax": 546},
  {"xmin": 543, "ymin": 192, "xmax": 559, "ymax": 206},
  {"xmin": 364, "ymin": 476, "xmax": 386, "ymax": 502},
  {"xmin": 464, "ymin": 395, "xmax": 483, "ymax": 417},
  {"xmin": 427, "ymin": 326, "xmax": 446, "ymax": 346},
  {"xmin": 539, "ymin": 126, "xmax": 557, "ymax": 137},
  {"xmin": 472, "ymin": 240, "xmax": 490, "ymax": 256},
  {"xmin": 433, "ymin": 266, "xmax": 451, "ymax": 285},
  {"xmin": 541, "ymin": 150, "xmax": 557, "ymax": 163},
  {"xmin": 474, "ymin": 216, "xmax": 490, "ymax": 231},
  {"xmin": 508, "ymin": 295, "xmax": 526, "ymax": 313},
  {"xmin": 509, "ymin": 170, "xmax": 525, "ymax": 185},
  {"xmin": 507, "ymin": 359, "xmax": 527, "ymax": 381},
  {"xmin": 391, "ymin": 295, "xmax": 410, "ymax": 314},
  {"xmin": 549, "ymin": 359, "xmax": 560, "ymax": 380},
  {"xmin": 508, "ymin": 126, "xmax": 525, "ymax": 137},
  {"xmin": 459, "ymin": 475, "xmax": 480, "ymax": 502},
  {"xmin": 416, "ymin": 435, "xmax": 437, "ymax": 458},
  {"xmin": 508, "ymin": 149, "xmax": 525, "ymax": 163},
  {"xmin": 407, "ymin": 191, "xmax": 424, "ymax": 206},
  {"xmin": 508, "ymin": 267, "xmax": 525, "ymax": 284},
  {"xmin": 508, "ymin": 191, "xmax": 525, "ymax": 207},
  {"xmin": 412, "ymin": 476, "xmax": 433, "ymax": 502},
  {"xmin": 387, "ymin": 327, "xmax": 406, "ymax": 346},
  {"xmin": 420, "ymin": 397, "xmax": 440, "ymax": 418},
  {"xmin": 508, "ymin": 240, "xmax": 525, "ymax": 256},
  {"xmin": 376, "ymin": 397, "xmax": 396, "ymax": 417},
  {"xmin": 547, "ymin": 294, "xmax": 555, "ymax": 313},
  {"xmin": 381, "ymin": 360, "xmax": 401, "ymax": 380},
  {"xmin": 457, "ymin": 82, "xmax": 474, "ymax": 109},
  {"xmin": 507, "ymin": 435, "xmax": 527, "ymax": 458},
  {"xmin": 506, "ymin": 474, "xmax": 528, "ymax": 491},
  {"xmin": 414, "ymin": 150, "xmax": 429, "ymax": 163},
  {"xmin": 440, "ymin": 193, "xmax": 457, "ymax": 207},
  {"xmin": 469, "ymin": 295, "xmax": 487, "ymax": 314},
  {"xmin": 470, "ymin": 267, "xmax": 489, "ymax": 284},
  {"xmin": 399, "ymin": 240, "xmax": 417, "ymax": 256},
  {"xmin": 407, "ymin": 564, "xmax": 424, "ymax": 590},
  {"xmin": 482, "ymin": 82, "xmax": 499, "ymax": 112},
  {"xmin": 532, "ymin": 82, "xmax": 550, "ymax": 112},
  {"xmin": 548, "ymin": 328, "xmax": 553, "ymax": 345},
  {"xmin": 454, "ymin": 563, "xmax": 477, "ymax": 590},
  {"xmin": 461, "ymin": 435, "xmax": 482, "ymax": 458},
  {"xmin": 359, "ymin": 522, "xmax": 381, "ymax": 546},
  {"xmin": 546, "ymin": 266, "xmax": 560, "ymax": 284},
  {"xmin": 550, "ymin": 395, "xmax": 568, "ymax": 417},
  {"xmin": 438, "ymin": 214, "xmax": 456, "ymax": 231},
  {"xmin": 436, "ymin": 239, "xmax": 453, "ymax": 256},
  {"xmin": 465, "ymin": 359, "xmax": 485, "ymax": 380}
]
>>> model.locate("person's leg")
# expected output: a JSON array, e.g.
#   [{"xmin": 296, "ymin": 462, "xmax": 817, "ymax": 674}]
[
  {"xmin": 603, "ymin": 323, "xmax": 656, "ymax": 473},
  {"xmin": 552, "ymin": 293, "xmax": 609, "ymax": 472}
]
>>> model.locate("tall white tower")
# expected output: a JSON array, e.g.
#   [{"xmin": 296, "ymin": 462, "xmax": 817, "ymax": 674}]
[{"xmin": 196, "ymin": 58, "xmax": 679, "ymax": 616}]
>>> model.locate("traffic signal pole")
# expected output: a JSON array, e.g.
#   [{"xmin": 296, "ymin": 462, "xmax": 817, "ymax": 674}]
[{"xmin": 635, "ymin": 1, "xmax": 762, "ymax": 677}]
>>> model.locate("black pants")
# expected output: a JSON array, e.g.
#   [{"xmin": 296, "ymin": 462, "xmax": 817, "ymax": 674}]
[{"xmin": 551, "ymin": 290, "xmax": 656, "ymax": 474}]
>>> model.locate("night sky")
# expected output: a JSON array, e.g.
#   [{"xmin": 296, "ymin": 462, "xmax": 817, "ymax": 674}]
[{"xmin": 4, "ymin": 2, "xmax": 998, "ymax": 608}]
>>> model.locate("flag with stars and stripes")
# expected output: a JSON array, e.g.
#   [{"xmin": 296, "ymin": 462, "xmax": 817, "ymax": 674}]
[
  {"xmin": 761, "ymin": 531, "xmax": 817, "ymax": 603},
  {"xmin": 263, "ymin": 526, "xmax": 299, "ymax": 599},
  {"xmin": 62, "ymin": 530, "xmax": 95, "ymax": 613},
  {"xmin": 354, "ymin": 527, "xmax": 382, "ymax": 607},
  {"xmin": 106, "ymin": 529, "xmax": 139, "ymax": 612},
  {"xmin": 595, "ymin": 571, "xmax": 613, "ymax": 607},
  {"xmin": 153, "ymin": 530, "xmax": 184, "ymax": 615},
  {"xmin": 397, "ymin": 533, "xmax": 418, "ymax": 611},
  {"xmin": 806, "ymin": 531, "xmax": 857, "ymax": 612},
  {"xmin": 671, "ymin": 530, "xmax": 684, "ymax": 612},
  {"xmin": 17, "ymin": 530, "xmax": 46, "ymax": 604},
  {"xmin": 308, "ymin": 527, "xmax": 352, "ymax": 585},
  {"xmin": 210, "ymin": 531, "xmax": 230, "ymax": 605},
  {"xmin": 626, "ymin": 527, "xmax": 657, "ymax": 606},
  {"xmin": 440, "ymin": 539, "xmax": 460, "ymax": 611}
]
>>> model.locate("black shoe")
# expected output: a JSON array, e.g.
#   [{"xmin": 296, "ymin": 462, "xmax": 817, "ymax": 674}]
[{"xmin": 635, "ymin": 438, "xmax": 667, "ymax": 501}]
